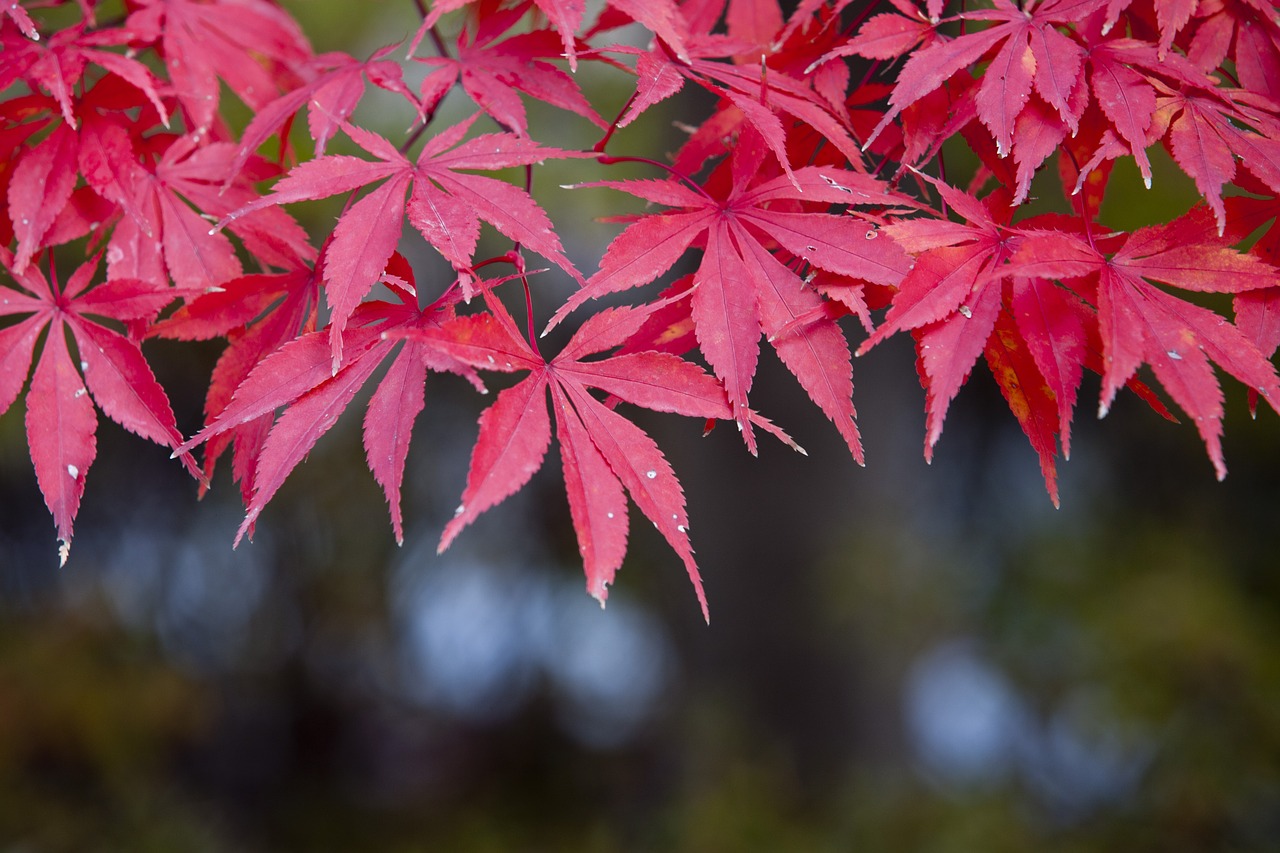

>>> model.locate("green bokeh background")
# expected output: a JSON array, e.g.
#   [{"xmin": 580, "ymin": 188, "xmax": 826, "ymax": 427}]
[{"xmin": 2, "ymin": 2, "xmax": 1279, "ymax": 850}]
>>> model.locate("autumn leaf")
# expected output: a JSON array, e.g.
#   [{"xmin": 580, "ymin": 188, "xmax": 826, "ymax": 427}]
[
  {"xmin": 410, "ymin": 286, "xmax": 797, "ymax": 621},
  {"xmin": 232, "ymin": 43, "xmax": 420, "ymax": 178},
  {"xmin": 858, "ymin": 0, "xmax": 1094, "ymax": 156},
  {"xmin": 415, "ymin": 1, "xmax": 603, "ymax": 135},
  {"xmin": 858, "ymin": 176, "xmax": 1016, "ymax": 459},
  {"xmin": 551, "ymin": 130, "xmax": 911, "ymax": 457},
  {"xmin": 124, "ymin": 0, "xmax": 310, "ymax": 131},
  {"xmin": 171, "ymin": 259, "xmax": 482, "ymax": 545},
  {"xmin": 0, "ymin": 249, "xmax": 193, "ymax": 563},
  {"xmin": 217, "ymin": 117, "xmax": 583, "ymax": 366},
  {"xmin": 1010, "ymin": 209, "xmax": 1280, "ymax": 478}
]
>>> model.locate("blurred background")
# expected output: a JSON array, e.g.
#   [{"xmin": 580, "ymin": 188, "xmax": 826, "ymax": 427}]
[{"xmin": 3, "ymin": 1, "xmax": 1280, "ymax": 850}]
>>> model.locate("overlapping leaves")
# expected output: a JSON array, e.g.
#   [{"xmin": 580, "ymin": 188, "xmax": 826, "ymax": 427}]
[{"xmin": 3, "ymin": 0, "xmax": 1280, "ymax": 618}]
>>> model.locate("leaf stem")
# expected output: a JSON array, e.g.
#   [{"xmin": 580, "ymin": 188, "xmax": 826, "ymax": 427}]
[
  {"xmin": 1063, "ymin": 146, "xmax": 1097, "ymax": 250},
  {"xmin": 857, "ymin": 59, "xmax": 883, "ymax": 91},
  {"xmin": 398, "ymin": 121, "xmax": 430, "ymax": 156},
  {"xmin": 427, "ymin": 24, "xmax": 451, "ymax": 59},
  {"xmin": 493, "ymin": 250, "xmax": 542, "ymax": 358},
  {"xmin": 936, "ymin": 149, "xmax": 950, "ymax": 219},
  {"xmin": 841, "ymin": 0, "xmax": 886, "ymax": 41},
  {"xmin": 594, "ymin": 91, "xmax": 638, "ymax": 154},
  {"xmin": 595, "ymin": 154, "xmax": 716, "ymax": 202}
]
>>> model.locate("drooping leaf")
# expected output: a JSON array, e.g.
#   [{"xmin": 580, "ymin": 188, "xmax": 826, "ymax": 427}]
[
  {"xmin": 124, "ymin": 0, "xmax": 310, "ymax": 130},
  {"xmin": 218, "ymin": 118, "xmax": 582, "ymax": 365},
  {"xmin": 1009, "ymin": 210, "xmax": 1280, "ymax": 478},
  {"xmin": 410, "ymin": 285, "xmax": 801, "ymax": 619},
  {"xmin": 553, "ymin": 131, "xmax": 911, "ymax": 455},
  {"xmin": 415, "ymin": 4, "xmax": 603, "ymax": 134},
  {"xmin": 0, "ymin": 250, "xmax": 191, "ymax": 562}
]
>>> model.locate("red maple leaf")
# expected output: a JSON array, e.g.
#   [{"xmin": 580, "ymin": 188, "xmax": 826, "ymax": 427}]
[
  {"xmin": 858, "ymin": 178, "xmax": 1018, "ymax": 461},
  {"xmin": 608, "ymin": 21, "xmax": 866, "ymax": 180},
  {"xmin": 5, "ymin": 77, "xmax": 175, "ymax": 280},
  {"xmin": 0, "ymin": 21, "xmax": 170, "ymax": 129},
  {"xmin": 1224, "ymin": 186, "xmax": 1280, "ymax": 369},
  {"xmin": 1009, "ymin": 208, "xmax": 1280, "ymax": 479},
  {"xmin": 90, "ymin": 128, "xmax": 313, "ymax": 292},
  {"xmin": 2, "ymin": 2, "xmax": 38, "ymax": 39},
  {"xmin": 549, "ymin": 130, "xmax": 913, "ymax": 458},
  {"xmin": 150, "ymin": 262, "xmax": 322, "ymax": 504},
  {"xmin": 414, "ymin": 0, "xmax": 592, "ymax": 72},
  {"xmin": 1098, "ymin": 0, "xmax": 1196, "ymax": 54},
  {"xmin": 123, "ymin": 0, "xmax": 310, "ymax": 131},
  {"xmin": 1079, "ymin": 29, "xmax": 1213, "ymax": 189},
  {"xmin": 1152, "ymin": 85, "xmax": 1280, "ymax": 235},
  {"xmin": 232, "ymin": 43, "xmax": 420, "ymax": 176},
  {"xmin": 415, "ymin": 0, "xmax": 604, "ymax": 136},
  {"xmin": 1184, "ymin": 0, "xmax": 1280, "ymax": 104},
  {"xmin": 409, "ymin": 286, "xmax": 797, "ymax": 622},
  {"xmin": 983, "ymin": 292, "xmax": 1069, "ymax": 504},
  {"xmin": 0, "ymin": 249, "xmax": 195, "ymax": 563},
  {"xmin": 858, "ymin": 0, "xmax": 1096, "ymax": 157},
  {"xmin": 218, "ymin": 117, "xmax": 583, "ymax": 367},
  {"xmin": 547, "ymin": 0, "xmax": 693, "ymax": 67},
  {"xmin": 836, "ymin": 1, "xmax": 936, "ymax": 62},
  {"xmin": 6, "ymin": 121, "xmax": 78, "ymax": 273},
  {"xmin": 171, "ymin": 260, "xmax": 482, "ymax": 545}
]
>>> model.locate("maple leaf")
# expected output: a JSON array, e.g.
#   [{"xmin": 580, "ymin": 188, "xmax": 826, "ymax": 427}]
[
  {"xmin": 150, "ymin": 263, "xmax": 322, "ymax": 503},
  {"xmin": 857, "ymin": 177, "xmax": 1016, "ymax": 459},
  {"xmin": 232, "ymin": 44, "xmax": 420, "ymax": 177},
  {"xmin": 6, "ymin": 121, "xmax": 77, "ymax": 273},
  {"xmin": 1185, "ymin": 0, "xmax": 1280, "ymax": 104},
  {"xmin": 1080, "ymin": 30, "xmax": 1214, "ymax": 189},
  {"xmin": 836, "ymin": 2, "xmax": 935, "ymax": 62},
  {"xmin": 409, "ymin": 286, "xmax": 795, "ymax": 621},
  {"xmin": 1006, "ymin": 275, "xmax": 1090, "ymax": 464},
  {"xmin": 582, "ymin": 0, "xmax": 691, "ymax": 64},
  {"xmin": 1152, "ymin": 85, "xmax": 1280, "ymax": 235},
  {"xmin": 171, "ymin": 261, "xmax": 482, "ymax": 546},
  {"xmin": 0, "ymin": 21, "xmax": 170, "ymax": 128},
  {"xmin": 217, "ymin": 117, "xmax": 583, "ymax": 367},
  {"xmin": 124, "ymin": 0, "xmax": 311, "ymax": 131},
  {"xmin": 984, "ymin": 297, "xmax": 1065, "ymax": 505},
  {"xmin": 1009, "ymin": 209, "xmax": 1280, "ymax": 479},
  {"xmin": 0, "ymin": 249, "xmax": 195, "ymax": 563},
  {"xmin": 415, "ymin": 0, "xmax": 603, "ymax": 134},
  {"xmin": 2, "ymin": 3, "xmax": 39, "ymax": 40},
  {"xmin": 611, "ymin": 27, "xmax": 866, "ymax": 180},
  {"xmin": 550, "ymin": 131, "xmax": 913, "ymax": 458},
  {"xmin": 853, "ymin": 179, "xmax": 1238, "ymax": 499},
  {"xmin": 1224, "ymin": 189, "xmax": 1280, "ymax": 370},
  {"xmin": 723, "ymin": 0, "xmax": 784, "ymax": 54},
  {"xmin": 1100, "ymin": 0, "xmax": 1197, "ymax": 57},
  {"xmin": 91, "ymin": 129, "xmax": 313, "ymax": 292},
  {"xmin": 859, "ymin": 0, "xmax": 1096, "ymax": 157},
  {"xmin": 414, "ymin": 0, "xmax": 591, "ymax": 72}
]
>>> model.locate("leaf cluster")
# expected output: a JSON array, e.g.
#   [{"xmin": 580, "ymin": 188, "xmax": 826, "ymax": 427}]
[{"xmin": 4, "ymin": 0, "xmax": 1280, "ymax": 617}]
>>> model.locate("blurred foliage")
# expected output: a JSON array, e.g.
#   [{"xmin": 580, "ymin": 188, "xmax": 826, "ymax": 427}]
[{"xmin": 0, "ymin": 609, "xmax": 216, "ymax": 852}]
